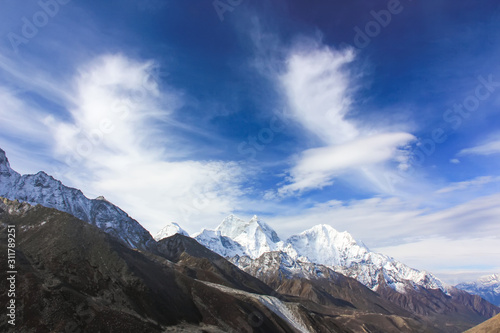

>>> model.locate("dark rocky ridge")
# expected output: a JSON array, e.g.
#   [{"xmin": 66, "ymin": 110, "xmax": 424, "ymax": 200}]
[
  {"xmin": 0, "ymin": 197, "xmax": 436, "ymax": 332},
  {"xmin": 0, "ymin": 148, "xmax": 156, "ymax": 251},
  {"xmin": 0, "ymin": 198, "xmax": 305, "ymax": 332}
]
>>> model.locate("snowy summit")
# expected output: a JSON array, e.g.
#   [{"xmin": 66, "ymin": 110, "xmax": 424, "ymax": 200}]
[{"xmin": 154, "ymin": 222, "xmax": 189, "ymax": 241}]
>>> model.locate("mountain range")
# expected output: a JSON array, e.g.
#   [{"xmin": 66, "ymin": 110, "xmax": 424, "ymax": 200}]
[
  {"xmin": 457, "ymin": 274, "xmax": 500, "ymax": 307},
  {"xmin": 188, "ymin": 215, "xmax": 500, "ymax": 331},
  {"xmin": 0, "ymin": 147, "xmax": 499, "ymax": 332},
  {"xmin": 189, "ymin": 215, "xmax": 448, "ymax": 295}
]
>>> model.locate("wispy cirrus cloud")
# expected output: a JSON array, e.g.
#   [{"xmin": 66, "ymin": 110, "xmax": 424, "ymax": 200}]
[
  {"xmin": 49, "ymin": 54, "xmax": 249, "ymax": 234},
  {"xmin": 271, "ymin": 40, "xmax": 415, "ymax": 196},
  {"xmin": 278, "ymin": 132, "xmax": 415, "ymax": 195},
  {"xmin": 436, "ymin": 176, "xmax": 500, "ymax": 194},
  {"xmin": 458, "ymin": 137, "xmax": 500, "ymax": 156},
  {"xmin": 280, "ymin": 46, "xmax": 358, "ymax": 145},
  {"xmin": 0, "ymin": 54, "xmax": 249, "ymax": 234}
]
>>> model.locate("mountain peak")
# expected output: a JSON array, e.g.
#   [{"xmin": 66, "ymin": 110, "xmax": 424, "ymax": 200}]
[
  {"xmin": 216, "ymin": 214, "xmax": 249, "ymax": 237},
  {"xmin": 0, "ymin": 147, "xmax": 155, "ymax": 251},
  {"xmin": 310, "ymin": 223, "xmax": 338, "ymax": 233},
  {"xmin": 0, "ymin": 148, "xmax": 21, "ymax": 191},
  {"xmin": 204, "ymin": 215, "xmax": 284, "ymax": 259},
  {"xmin": 481, "ymin": 273, "xmax": 500, "ymax": 283},
  {"xmin": 456, "ymin": 273, "xmax": 500, "ymax": 306},
  {"xmin": 34, "ymin": 170, "xmax": 55, "ymax": 180},
  {"xmin": 0, "ymin": 148, "xmax": 11, "ymax": 170},
  {"xmin": 154, "ymin": 222, "xmax": 189, "ymax": 241}
]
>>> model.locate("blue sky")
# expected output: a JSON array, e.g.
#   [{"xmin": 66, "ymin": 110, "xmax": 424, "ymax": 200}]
[{"xmin": 1, "ymin": 0, "xmax": 499, "ymax": 282}]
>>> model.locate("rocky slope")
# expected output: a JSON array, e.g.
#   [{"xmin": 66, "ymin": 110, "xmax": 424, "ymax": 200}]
[
  {"xmin": 0, "ymin": 197, "xmax": 435, "ymax": 332},
  {"xmin": 465, "ymin": 313, "xmax": 500, "ymax": 333},
  {"xmin": 230, "ymin": 251, "xmax": 416, "ymax": 315},
  {"xmin": 0, "ymin": 148, "xmax": 155, "ymax": 251},
  {"xmin": 195, "ymin": 215, "xmax": 500, "ymax": 332},
  {"xmin": 0, "ymin": 198, "xmax": 315, "ymax": 332},
  {"xmin": 232, "ymin": 251, "xmax": 499, "ymax": 332}
]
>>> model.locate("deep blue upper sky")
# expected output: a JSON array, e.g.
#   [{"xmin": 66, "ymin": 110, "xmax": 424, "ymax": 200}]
[{"xmin": 0, "ymin": 0, "xmax": 499, "ymax": 281}]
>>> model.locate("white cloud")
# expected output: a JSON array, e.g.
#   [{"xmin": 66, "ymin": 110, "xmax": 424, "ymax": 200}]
[
  {"xmin": 459, "ymin": 138, "xmax": 500, "ymax": 156},
  {"xmin": 450, "ymin": 158, "xmax": 460, "ymax": 164},
  {"xmin": 0, "ymin": 87, "xmax": 52, "ymax": 145},
  {"xmin": 1, "ymin": 54, "xmax": 248, "ymax": 235},
  {"xmin": 436, "ymin": 176, "xmax": 500, "ymax": 194},
  {"xmin": 374, "ymin": 237, "xmax": 500, "ymax": 284},
  {"xmin": 275, "ymin": 42, "xmax": 415, "ymax": 195},
  {"xmin": 278, "ymin": 132, "xmax": 415, "ymax": 195},
  {"xmin": 268, "ymin": 192, "xmax": 500, "ymax": 246},
  {"xmin": 49, "ymin": 55, "xmax": 249, "ymax": 234},
  {"xmin": 280, "ymin": 46, "xmax": 358, "ymax": 144}
]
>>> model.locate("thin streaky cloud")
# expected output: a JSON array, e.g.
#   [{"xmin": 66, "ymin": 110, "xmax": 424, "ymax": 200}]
[
  {"xmin": 458, "ymin": 138, "xmax": 500, "ymax": 156},
  {"xmin": 436, "ymin": 176, "xmax": 500, "ymax": 194}
]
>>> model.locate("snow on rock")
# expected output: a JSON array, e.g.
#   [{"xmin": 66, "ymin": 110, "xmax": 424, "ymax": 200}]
[
  {"xmin": 215, "ymin": 215, "xmax": 284, "ymax": 259},
  {"xmin": 230, "ymin": 251, "xmax": 340, "ymax": 282},
  {"xmin": 194, "ymin": 214, "xmax": 288, "ymax": 260},
  {"xmin": 285, "ymin": 224, "xmax": 448, "ymax": 293},
  {"xmin": 456, "ymin": 274, "xmax": 500, "ymax": 306},
  {"xmin": 154, "ymin": 222, "xmax": 189, "ymax": 241},
  {"xmin": 0, "ymin": 148, "xmax": 155, "ymax": 251},
  {"xmin": 193, "ymin": 228, "xmax": 246, "ymax": 258},
  {"xmin": 285, "ymin": 224, "xmax": 368, "ymax": 267},
  {"xmin": 196, "ymin": 213, "xmax": 449, "ymax": 294}
]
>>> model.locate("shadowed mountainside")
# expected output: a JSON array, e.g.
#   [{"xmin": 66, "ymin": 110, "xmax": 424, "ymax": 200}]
[{"xmin": 0, "ymin": 198, "xmax": 308, "ymax": 332}]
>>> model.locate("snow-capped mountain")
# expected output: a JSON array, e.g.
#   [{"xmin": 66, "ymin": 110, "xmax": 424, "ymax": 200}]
[
  {"xmin": 457, "ymin": 274, "xmax": 500, "ymax": 306},
  {"xmin": 193, "ymin": 228, "xmax": 246, "ymax": 258},
  {"xmin": 286, "ymin": 224, "xmax": 448, "ymax": 293},
  {"xmin": 196, "ymin": 214, "xmax": 448, "ymax": 294},
  {"xmin": 230, "ymin": 251, "xmax": 341, "ymax": 283},
  {"xmin": 0, "ymin": 148, "xmax": 155, "ymax": 250},
  {"xmin": 154, "ymin": 222, "xmax": 189, "ymax": 241},
  {"xmin": 214, "ymin": 214, "xmax": 285, "ymax": 258},
  {"xmin": 284, "ymin": 224, "xmax": 368, "ymax": 267}
]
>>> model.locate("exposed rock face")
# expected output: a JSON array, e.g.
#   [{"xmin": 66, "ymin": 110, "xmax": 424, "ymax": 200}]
[
  {"xmin": 2, "ymin": 143, "xmax": 499, "ymax": 332},
  {"xmin": 0, "ymin": 198, "xmax": 315, "ymax": 332},
  {"xmin": 0, "ymin": 198, "xmax": 438, "ymax": 332},
  {"xmin": 0, "ymin": 148, "xmax": 155, "ymax": 251},
  {"xmin": 195, "ymin": 215, "xmax": 448, "ymax": 295},
  {"xmin": 231, "ymin": 250, "xmax": 500, "ymax": 332}
]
